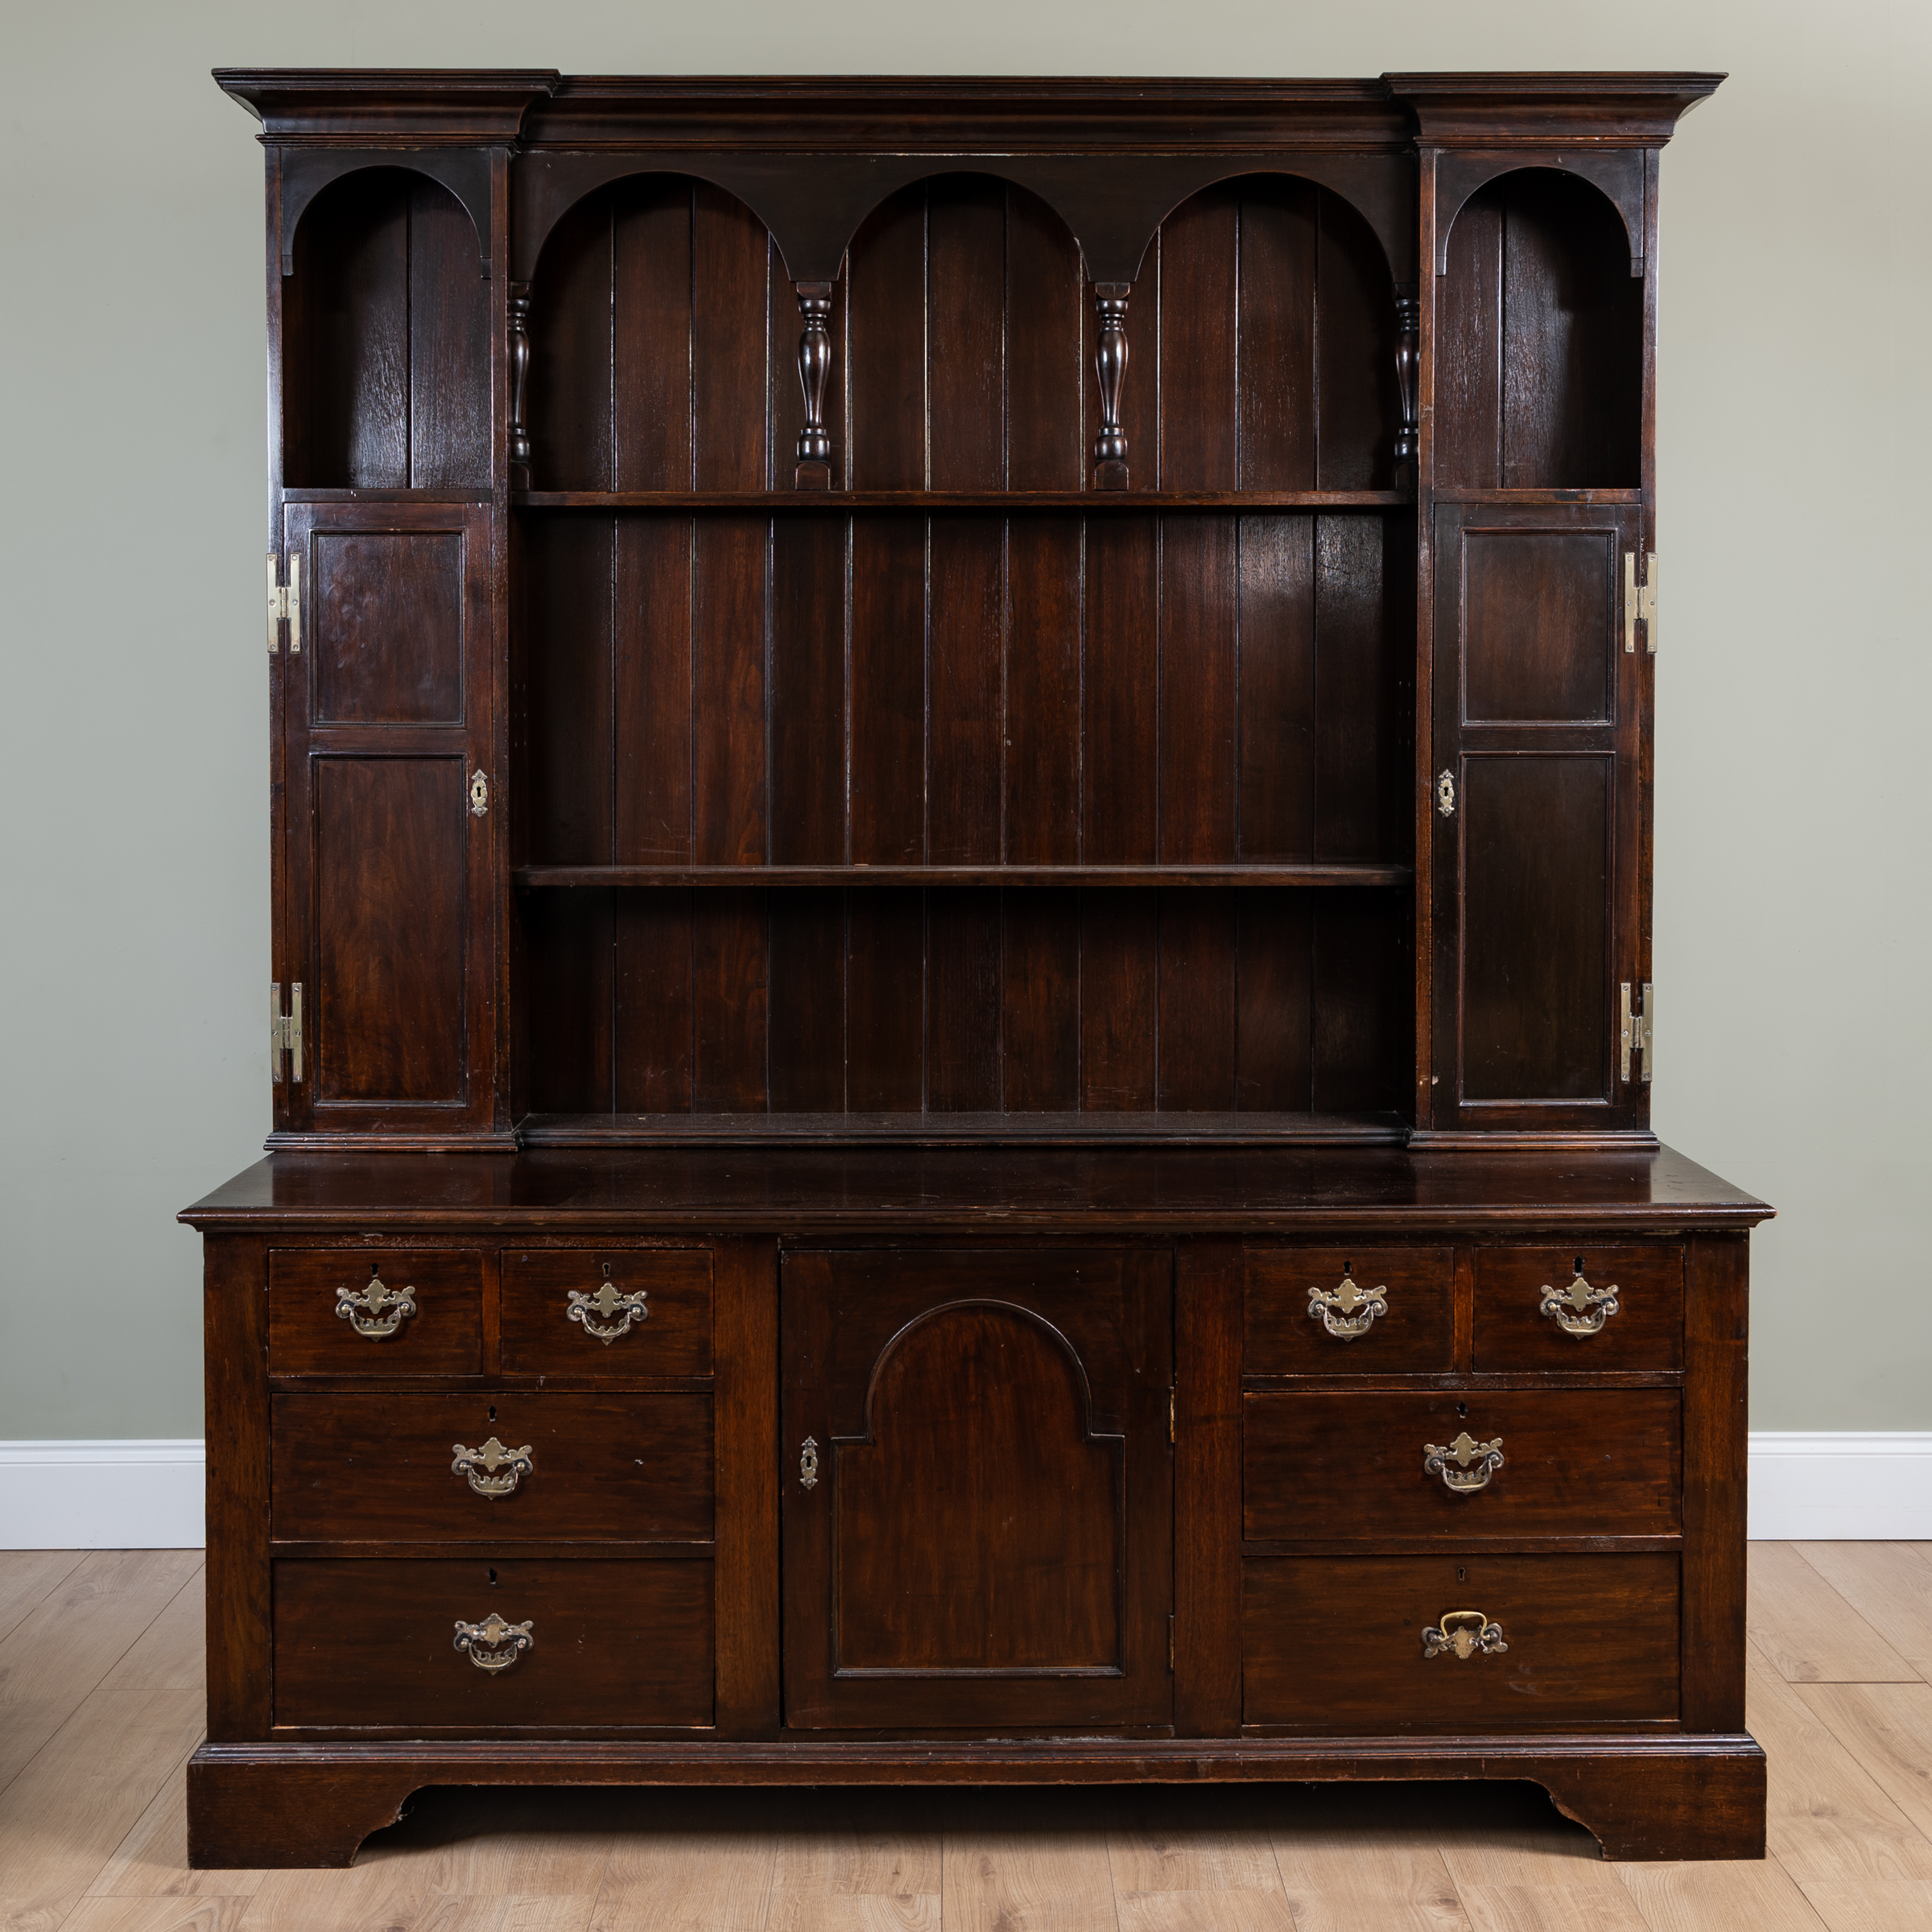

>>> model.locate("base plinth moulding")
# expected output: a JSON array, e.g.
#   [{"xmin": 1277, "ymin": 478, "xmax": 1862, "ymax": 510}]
[{"xmin": 187, "ymin": 1734, "xmax": 1766, "ymax": 1869}]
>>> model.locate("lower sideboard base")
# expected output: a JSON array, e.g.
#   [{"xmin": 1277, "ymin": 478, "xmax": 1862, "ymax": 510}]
[{"xmin": 186, "ymin": 1732, "xmax": 1767, "ymax": 1868}]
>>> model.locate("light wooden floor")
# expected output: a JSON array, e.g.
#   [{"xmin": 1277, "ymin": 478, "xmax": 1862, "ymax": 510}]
[{"xmin": 4, "ymin": 1546, "xmax": 1932, "ymax": 1930}]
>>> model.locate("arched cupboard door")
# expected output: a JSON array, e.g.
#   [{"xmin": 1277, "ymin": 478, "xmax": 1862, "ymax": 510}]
[
  {"xmin": 780, "ymin": 1249, "xmax": 1173, "ymax": 1729},
  {"xmin": 274, "ymin": 499, "xmax": 497, "ymax": 1143}
]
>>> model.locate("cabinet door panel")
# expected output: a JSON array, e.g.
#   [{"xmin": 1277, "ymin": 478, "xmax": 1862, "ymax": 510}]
[
  {"xmin": 781, "ymin": 1247, "xmax": 1172, "ymax": 1730},
  {"xmin": 313, "ymin": 756, "xmax": 466, "ymax": 1104},
  {"xmin": 1431, "ymin": 503, "xmax": 1645, "ymax": 1133},
  {"xmin": 279, "ymin": 502, "xmax": 496, "ymax": 1139},
  {"xmin": 1461, "ymin": 753, "xmax": 1612, "ymax": 1102},
  {"xmin": 312, "ymin": 529, "xmax": 465, "ymax": 724}
]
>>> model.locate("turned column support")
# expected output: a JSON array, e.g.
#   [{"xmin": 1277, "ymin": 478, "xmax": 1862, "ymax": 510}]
[
  {"xmin": 1393, "ymin": 286, "xmax": 1420, "ymax": 473},
  {"xmin": 508, "ymin": 283, "xmax": 533, "ymax": 485},
  {"xmin": 794, "ymin": 280, "xmax": 835, "ymax": 489},
  {"xmin": 1091, "ymin": 281, "xmax": 1133, "ymax": 491}
]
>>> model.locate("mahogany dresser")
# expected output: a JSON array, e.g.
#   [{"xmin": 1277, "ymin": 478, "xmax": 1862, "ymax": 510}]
[{"xmin": 183, "ymin": 68, "xmax": 1772, "ymax": 1866}]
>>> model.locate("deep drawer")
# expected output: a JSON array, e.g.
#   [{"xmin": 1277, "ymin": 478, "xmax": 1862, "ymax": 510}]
[
  {"xmin": 270, "ymin": 1392, "xmax": 714, "ymax": 1542},
  {"xmin": 268, "ymin": 1249, "xmax": 483, "ymax": 1376},
  {"xmin": 1475, "ymin": 1245, "xmax": 1684, "ymax": 1370},
  {"xmin": 271, "ymin": 1557, "xmax": 713, "ymax": 1729},
  {"xmin": 1243, "ymin": 1389, "xmax": 1681, "ymax": 1539},
  {"xmin": 1244, "ymin": 1552, "xmax": 1680, "ymax": 1728},
  {"xmin": 502, "ymin": 1250, "xmax": 713, "ymax": 1377},
  {"xmin": 1245, "ymin": 1247, "xmax": 1454, "ymax": 1373}
]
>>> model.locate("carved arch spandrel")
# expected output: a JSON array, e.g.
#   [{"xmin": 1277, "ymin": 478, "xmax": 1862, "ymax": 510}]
[
  {"xmin": 280, "ymin": 148, "xmax": 493, "ymax": 278},
  {"xmin": 1434, "ymin": 149, "xmax": 1646, "ymax": 275},
  {"xmin": 832, "ymin": 1299, "xmax": 1125, "ymax": 1675},
  {"xmin": 511, "ymin": 147, "xmax": 1414, "ymax": 287}
]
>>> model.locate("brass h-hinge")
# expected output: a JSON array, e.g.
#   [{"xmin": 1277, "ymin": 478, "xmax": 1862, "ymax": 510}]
[
  {"xmin": 1623, "ymin": 551, "xmax": 1657, "ymax": 654},
  {"xmin": 1619, "ymin": 981, "xmax": 1653, "ymax": 1084},
  {"xmin": 1169, "ymin": 1387, "xmax": 1176, "ymax": 1443},
  {"xmin": 266, "ymin": 552, "xmax": 301, "ymax": 654},
  {"xmin": 271, "ymin": 981, "xmax": 303, "ymax": 1084}
]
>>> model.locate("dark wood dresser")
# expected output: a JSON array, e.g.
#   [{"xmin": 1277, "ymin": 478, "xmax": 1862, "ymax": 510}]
[{"xmin": 183, "ymin": 68, "xmax": 1771, "ymax": 1867}]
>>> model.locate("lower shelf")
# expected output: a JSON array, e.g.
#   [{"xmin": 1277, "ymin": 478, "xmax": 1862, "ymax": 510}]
[
  {"xmin": 516, "ymin": 1110, "xmax": 1409, "ymax": 1148},
  {"xmin": 187, "ymin": 1732, "xmax": 1767, "ymax": 1868}
]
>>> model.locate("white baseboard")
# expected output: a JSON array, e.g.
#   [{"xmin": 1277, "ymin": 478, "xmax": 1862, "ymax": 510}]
[
  {"xmin": 1, "ymin": 1434, "xmax": 1927, "ymax": 1550},
  {"xmin": 1746, "ymin": 1432, "xmax": 1932, "ymax": 1540},
  {"xmin": 0, "ymin": 1441, "xmax": 204, "ymax": 1550}
]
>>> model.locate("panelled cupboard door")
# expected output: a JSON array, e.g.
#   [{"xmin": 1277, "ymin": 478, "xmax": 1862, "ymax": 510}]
[
  {"xmin": 277, "ymin": 502, "xmax": 496, "ymax": 1138},
  {"xmin": 780, "ymin": 1248, "xmax": 1174, "ymax": 1730},
  {"xmin": 1430, "ymin": 502, "xmax": 1649, "ymax": 1133}
]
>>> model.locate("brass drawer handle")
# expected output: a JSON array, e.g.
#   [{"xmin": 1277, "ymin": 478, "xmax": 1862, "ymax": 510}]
[
  {"xmin": 1307, "ymin": 1273, "xmax": 1388, "ymax": 1340},
  {"xmin": 335, "ymin": 1274, "xmax": 415, "ymax": 1338},
  {"xmin": 453, "ymin": 1613, "xmax": 534, "ymax": 1673},
  {"xmin": 451, "ymin": 1436, "xmax": 534, "ymax": 1498},
  {"xmin": 567, "ymin": 1277, "xmax": 649, "ymax": 1344},
  {"xmin": 1423, "ymin": 1610, "xmax": 1507, "ymax": 1660},
  {"xmin": 1423, "ymin": 1430, "xmax": 1505, "ymax": 1494},
  {"xmin": 1541, "ymin": 1268, "xmax": 1621, "ymax": 1336}
]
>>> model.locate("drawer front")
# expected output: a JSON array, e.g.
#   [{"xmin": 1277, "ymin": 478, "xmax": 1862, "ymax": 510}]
[
  {"xmin": 1246, "ymin": 1247, "xmax": 1454, "ymax": 1373},
  {"xmin": 1243, "ymin": 1389, "xmax": 1681, "ymax": 1539},
  {"xmin": 502, "ymin": 1250, "xmax": 713, "ymax": 1377},
  {"xmin": 1475, "ymin": 1245, "xmax": 1683, "ymax": 1370},
  {"xmin": 1244, "ymin": 1553, "xmax": 1679, "ymax": 1728},
  {"xmin": 272, "ymin": 1557, "xmax": 713, "ymax": 1728},
  {"xmin": 268, "ymin": 1250, "xmax": 483, "ymax": 1376},
  {"xmin": 270, "ymin": 1392, "xmax": 714, "ymax": 1542}
]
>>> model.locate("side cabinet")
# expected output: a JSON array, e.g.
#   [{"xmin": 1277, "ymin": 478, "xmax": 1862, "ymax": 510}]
[
  {"xmin": 1430, "ymin": 501, "xmax": 1651, "ymax": 1133},
  {"xmin": 275, "ymin": 501, "xmax": 497, "ymax": 1142},
  {"xmin": 780, "ymin": 1249, "xmax": 1174, "ymax": 1729}
]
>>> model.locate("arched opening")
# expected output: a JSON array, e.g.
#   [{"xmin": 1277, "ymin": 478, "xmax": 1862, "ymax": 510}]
[
  {"xmin": 1437, "ymin": 168, "xmax": 1643, "ymax": 489},
  {"xmin": 526, "ymin": 173, "xmax": 781, "ymax": 492},
  {"xmin": 1153, "ymin": 173, "xmax": 1402, "ymax": 490},
  {"xmin": 283, "ymin": 168, "xmax": 489, "ymax": 489}
]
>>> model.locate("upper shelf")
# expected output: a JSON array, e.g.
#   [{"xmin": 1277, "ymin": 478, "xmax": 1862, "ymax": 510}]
[{"xmin": 514, "ymin": 490, "xmax": 1414, "ymax": 513}]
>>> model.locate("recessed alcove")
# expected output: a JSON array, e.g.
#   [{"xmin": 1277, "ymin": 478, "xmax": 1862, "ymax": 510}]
[
  {"xmin": 282, "ymin": 168, "xmax": 490, "ymax": 490},
  {"xmin": 1435, "ymin": 167, "xmax": 1643, "ymax": 489}
]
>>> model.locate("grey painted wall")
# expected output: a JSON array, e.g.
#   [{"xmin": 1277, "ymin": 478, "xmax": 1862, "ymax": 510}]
[{"xmin": 2, "ymin": 0, "xmax": 1926, "ymax": 1439}]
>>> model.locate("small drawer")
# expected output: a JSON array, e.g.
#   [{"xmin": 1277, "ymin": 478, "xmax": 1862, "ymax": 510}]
[
  {"xmin": 271, "ymin": 1557, "xmax": 713, "ymax": 1729},
  {"xmin": 1243, "ymin": 1552, "xmax": 1679, "ymax": 1728},
  {"xmin": 268, "ymin": 1249, "xmax": 483, "ymax": 1376},
  {"xmin": 1475, "ymin": 1245, "xmax": 1684, "ymax": 1371},
  {"xmin": 1242, "ymin": 1389, "xmax": 1681, "ymax": 1540},
  {"xmin": 502, "ymin": 1250, "xmax": 712, "ymax": 1377},
  {"xmin": 1245, "ymin": 1247, "xmax": 1454, "ymax": 1373},
  {"xmin": 270, "ymin": 1391, "xmax": 714, "ymax": 1543}
]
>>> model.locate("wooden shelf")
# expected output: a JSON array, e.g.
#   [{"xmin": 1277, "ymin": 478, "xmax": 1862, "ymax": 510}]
[
  {"xmin": 514, "ymin": 489, "xmax": 1413, "ymax": 511},
  {"xmin": 283, "ymin": 486, "xmax": 492, "ymax": 504},
  {"xmin": 517, "ymin": 1109, "xmax": 1410, "ymax": 1148},
  {"xmin": 1429, "ymin": 488, "xmax": 1644, "ymax": 506},
  {"xmin": 514, "ymin": 863, "xmax": 1413, "ymax": 890}
]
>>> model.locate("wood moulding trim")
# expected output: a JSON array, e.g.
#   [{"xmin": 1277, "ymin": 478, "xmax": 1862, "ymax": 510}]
[
  {"xmin": 264, "ymin": 1130, "xmax": 522, "ymax": 1154},
  {"xmin": 513, "ymin": 865, "xmax": 1414, "ymax": 892}
]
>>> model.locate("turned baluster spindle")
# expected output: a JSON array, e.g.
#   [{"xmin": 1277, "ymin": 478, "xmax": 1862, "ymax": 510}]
[
  {"xmin": 1393, "ymin": 288, "xmax": 1420, "ymax": 472},
  {"xmin": 1091, "ymin": 281, "xmax": 1133, "ymax": 490},
  {"xmin": 508, "ymin": 284, "xmax": 533, "ymax": 481},
  {"xmin": 794, "ymin": 280, "xmax": 835, "ymax": 489}
]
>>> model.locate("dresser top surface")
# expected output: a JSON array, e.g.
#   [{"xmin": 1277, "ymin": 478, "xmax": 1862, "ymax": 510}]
[{"xmin": 181, "ymin": 1143, "xmax": 1770, "ymax": 1233}]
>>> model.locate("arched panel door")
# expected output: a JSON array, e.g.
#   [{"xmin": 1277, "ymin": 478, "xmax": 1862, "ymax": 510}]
[{"xmin": 781, "ymin": 1248, "xmax": 1173, "ymax": 1729}]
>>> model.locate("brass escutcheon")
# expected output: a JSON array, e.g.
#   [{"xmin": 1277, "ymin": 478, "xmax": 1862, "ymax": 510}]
[
  {"xmin": 335, "ymin": 1274, "xmax": 415, "ymax": 1338},
  {"xmin": 567, "ymin": 1275, "xmax": 649, "ymax": 1344},
  {"xmin": 453, "ymin": 1612, "xmax": 534, "ymax": 1672},
  {"xmin": 799, "ymin": 1436, "xmax": 819, "ymax": 1491},
  {"xmin": 1422, "ymin": 1430, "xmax": 1505, "ymax": 1494},
  {"xmin": 1307, "ymin": 1273, "xmax": 1389, "ymax": 1340},
  {"xmin": 1422, "ymin": 1609, "xmax": 1507, "ymax": 1660},
  {"xmin": 451, "ymin": 1436, "xmax": 534, "ymax": 1498},
  {"xmin": 1540, "ymin": 1269, "xmax": 1621, "ymax": 1336}
]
